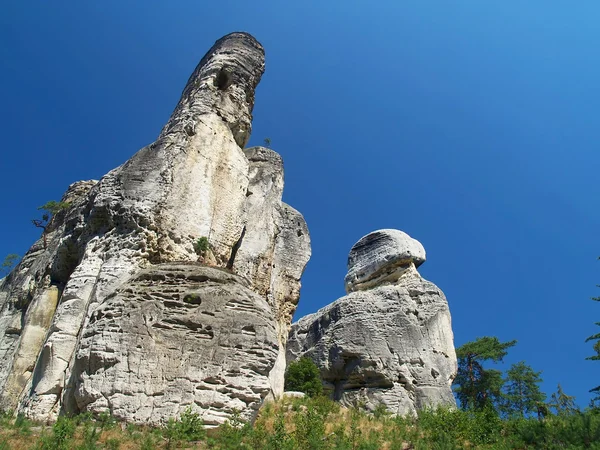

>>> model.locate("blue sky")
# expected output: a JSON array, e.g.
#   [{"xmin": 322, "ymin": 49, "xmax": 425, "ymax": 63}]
[{"xmin": 2, "ymin": 1, "xmax": 599, "ymax": 406}]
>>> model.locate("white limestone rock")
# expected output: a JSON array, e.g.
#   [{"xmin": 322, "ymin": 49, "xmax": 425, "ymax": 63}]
[
  {"xmin": 345, "ymin": 229, "xmax": 425, "ymax": 293},
  {"xmin": 69, "ymin": 264, "xmax": 278, "ymax": 426},
  {"xmin": 287, "ymin": 230, "xmax": 456, "ymax": 416},
  {"xmin": 0, "ymin": 32, "xmax": 311, "ymax": 425}
]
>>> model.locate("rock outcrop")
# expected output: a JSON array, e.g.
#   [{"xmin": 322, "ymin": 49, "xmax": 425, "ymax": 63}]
[
  {"xmin": 287, "ymin": 229, "xmax": 456, "ymax": 416},
  {"xmin": 0, "ymin": 32, "xmax": 310, "ymax": 425}
]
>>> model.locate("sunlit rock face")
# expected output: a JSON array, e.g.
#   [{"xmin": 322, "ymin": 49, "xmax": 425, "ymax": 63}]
[
  {"xmin": 287, "ymin": 229, "xmax": 456, "ymax": 416},
  {"xmin": 0, "ymin": 32, "xmax": 310, "ymax": 425}
]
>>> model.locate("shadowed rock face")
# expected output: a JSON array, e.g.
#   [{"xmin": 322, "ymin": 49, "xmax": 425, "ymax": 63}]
[
  {"xmin": 287, "ymin": 230, "xmax": 456, "ymax": 416},
  {"xmin": 0, "ymin": 32, "xmax": 311, "ymax": 425}
]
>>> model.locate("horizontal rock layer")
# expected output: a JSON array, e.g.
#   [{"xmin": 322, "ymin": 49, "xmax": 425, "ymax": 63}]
[{"xmin": 345, "ymin": 229, "xmax": 425, "ymax": 293}]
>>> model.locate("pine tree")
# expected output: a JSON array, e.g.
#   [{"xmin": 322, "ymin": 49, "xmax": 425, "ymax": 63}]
[
  {"xmin": 501, "ymin": 361, "xmax": 546, "ymax": 418},
  {"xmin": 0, "ymin": 254, "xmax": 19, "ymax": 278},
  {"xmin": 586, "ymin": 278, "xmax": 600, "ymax": 402},
  {"xmin": 548, "ymin": 384, "xmax": 578, "ymax": 416},
  {"xmin": 453, "ymin": 336, "xmax": 516, "ymax": 411}
]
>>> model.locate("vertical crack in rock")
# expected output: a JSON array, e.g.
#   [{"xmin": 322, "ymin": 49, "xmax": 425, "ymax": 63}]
[
  {"xmin": 0, "ymin": 32, "xmax": 311, "ymax": 426},
  {"xmin": 287, "ymin": 229, "xmax": 457, "ymax": 416},
  {"xmin": 226, "ymin": 226, "xmax": 246, "ymax": 270}
]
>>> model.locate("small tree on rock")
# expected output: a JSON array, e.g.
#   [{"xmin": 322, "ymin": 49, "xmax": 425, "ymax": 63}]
[{"xmin": 32, "ymin": 201, "xmax": 70, "ymax": 248}]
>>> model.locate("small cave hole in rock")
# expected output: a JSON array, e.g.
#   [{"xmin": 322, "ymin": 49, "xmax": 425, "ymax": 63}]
[
  {"xmin": 214, "ymin": 68, "xmax": 232, "ymax": 91},
  {"xmin": 242, "ymin": 325, "xmax": 256, "ymax": 335},
  {"xmin": 183, "ymin": 293, "xmax": 202, "ymax": 305}
]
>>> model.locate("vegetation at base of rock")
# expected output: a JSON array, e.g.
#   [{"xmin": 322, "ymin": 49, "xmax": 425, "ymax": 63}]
[
  {"xmin": 193, "ymin": 236, "xmax": 210, "ymax": 255},
  {"xmin": 163, "ymin": 407, "xmax": 206, "ymax": 448},
  {"xmin": 1, "ymin": 397, "xmax": 600, "ymax": 449},
  {"xmin": 284, "ymin": 357, "xmax": 323, "ymax": 397}
]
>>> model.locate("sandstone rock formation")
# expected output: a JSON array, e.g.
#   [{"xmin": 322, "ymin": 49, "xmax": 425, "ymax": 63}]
[
  {"xmin": 0, "ymin": 32, "xmax": 310, "ymax": 425},
  {"xmin": 287, "ymin": 229, "xmax": 456, "ymax": 416}
]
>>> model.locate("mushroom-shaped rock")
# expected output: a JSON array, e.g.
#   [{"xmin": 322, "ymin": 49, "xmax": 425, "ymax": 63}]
[
  {"xmin": 345, "ymin": 229, "xmax": 425, "ymax": 293},
  {"xmin": 288, "ymin": 229, "xmax": 457, "ymax": 417}
]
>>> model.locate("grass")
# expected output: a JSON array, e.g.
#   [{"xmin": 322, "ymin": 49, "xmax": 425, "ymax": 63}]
[{"xmin": 1, "ymin": 398, "xmax": 599, "ymax": 449}]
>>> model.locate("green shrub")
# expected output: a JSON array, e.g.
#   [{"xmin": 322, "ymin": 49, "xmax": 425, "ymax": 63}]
[
  {"xmin": 294, "ymin": 400, "xmax": 328, "ymax": 449},
  {"xmin": 373, "ymin": 402, "xmax": 390, "ymax": 420},
  {"xmin": 104, "ymin": 438, "xmax": 121, "ymax": 450},
  {"xmin": 212, "ymin": 410, "xmax": 252, "ymax": 449},
  {"xmin": 77, "ymin": 420, "xmax": 100, "ymax": 450},
  {"xmin": 39, "ymin": 416, "xmax": 76, "ymax": 450},
  {"xmin": 266, "ymin": 411, "xmax": 295, "ymax": 450},
  {"xmin": 284, "ymin": 357, "xmax": 323, "ymax": 398},
  {"xmin": 163, "ymin": 407, "xmax": 205, "ymax": 448},
  {"xmin": 194, "ymin": 237, "xmax": 210, "ymax": 255},
  {"xmin": 13, "ymin": 413, "xmax": 32, "ymax": 437},
  {"xmin": 139, "ymin": 432, "xmax": 157, "ymax": 450}
]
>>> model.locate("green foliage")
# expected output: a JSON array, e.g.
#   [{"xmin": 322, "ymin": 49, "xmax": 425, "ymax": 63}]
[
  {"xmin": 453, "ymin": 336, "xmax": 517, "ymax": 411},
  {"xmin": 418, "ymin": 406, "xmax": 502, "ymax": 447},
  {"xmin": 213, "ymin": 410, "xmax": 252, "ymax": 449},
  {"xmin": 1, "ymin": 399, "xmax": 600, "ymax": 449},
  {"xmin": 194, "ymin": 236, "xmax": 210, "ymax": 256},
  {"xmin": 32, "ymin": 201, "xmax": 70, "ymax": 248},
  {"xmin": 293, "ymin": 399, "xmax": 329, "ymax": 449},
  {"xmin": 38, "ymin": 201, "xmax": 70, "ymax": 217},
  {"xmin": 104, "ymin": 438, "xmax": 120, "ymax": 450},
  {"xmin": 13, "ymin": 414, "xmax": 32, "ymax": 437},
  {"xmin": 372, "ymin": 402, "xmax": 391, "ymax": 419},
  {"xmin": 549, "ymin": 383, "xmax": 579, "ymax": 416},
  {"xmin": 263, "ymin": 137, "xmax": 271, "ymax": 148},
  {"xmin": 501, "ymin": 361, "xmax": 546, "ymax": 418},
  {"xmin": 39, "ymin": 416, "xmax": 76, "ymax": 450},
  {"xmin": 284, "ymin": 357, "xmax": 323, "ymax": 397},
  {"xmin": 162, "ymin": 406, "xmax": 205, "ymax": 448},
  {"xmin": 266, "ymin": 410, "xmax": 294, "ymax": 450},
  {"xmin": 77, "ymin": 420, "xmax": 99, "ymax": 450},
  {"xmin": 0, "ymin": 254, "xmax": 19, "ymax": 278},
  {"xmin": 587, "ymin": 279, "xmax": 600, "ymax": 401}
]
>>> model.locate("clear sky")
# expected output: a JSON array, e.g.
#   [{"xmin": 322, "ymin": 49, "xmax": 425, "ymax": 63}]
[{"xmin": 2, "ymin": 1, "xmax": 599, "ymax": 406}]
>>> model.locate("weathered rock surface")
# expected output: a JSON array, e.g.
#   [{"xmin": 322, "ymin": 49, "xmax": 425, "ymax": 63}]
[
  {"xmin": 287, "ymin": 230, "xmax": 456, "ymax": 416},
  {"xmin": 345, "ymin": 229, "xmax": 425, "ymax": 293},
  {"xmin": 69, "ymin": 264, "xmax": 278, "ymax": 426},
  {"xmin": 0, "ymin": 32, "xmax": 310, "ymax": 425}
]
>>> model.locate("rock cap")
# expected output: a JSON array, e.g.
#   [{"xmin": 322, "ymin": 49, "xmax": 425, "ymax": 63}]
[{"xmin": 344, "ymin": 229, "xmax": 425, "ymax": 292}]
